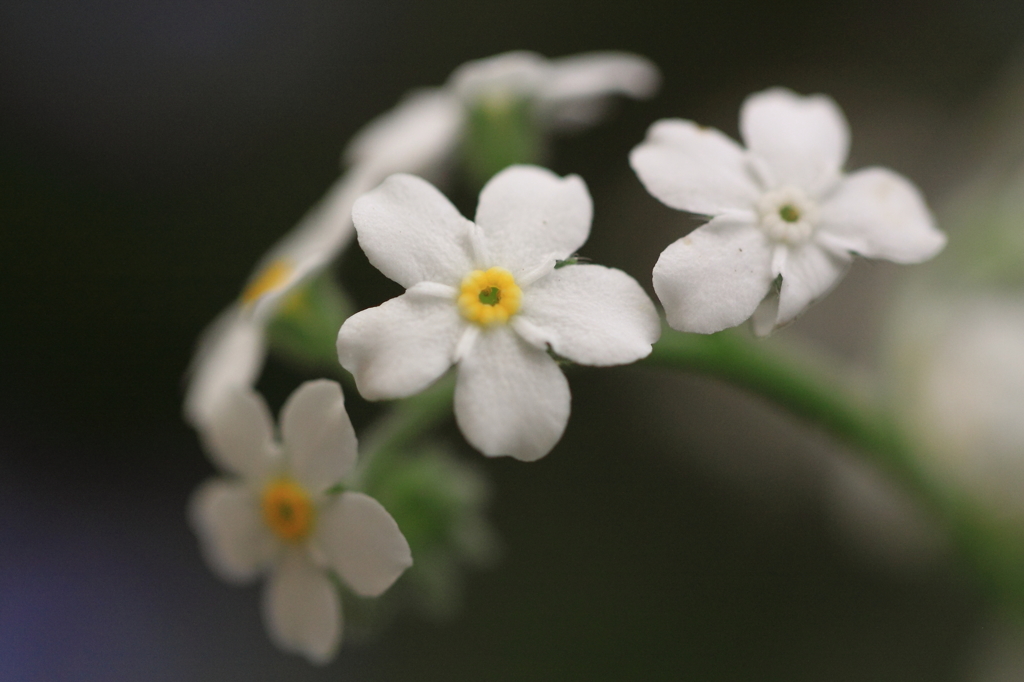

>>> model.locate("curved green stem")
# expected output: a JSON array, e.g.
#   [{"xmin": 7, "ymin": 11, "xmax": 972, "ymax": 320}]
[
  {"xmin": 643, "ymin": 326, "xmax": 927, "ymax": 494},
  {"xmin": 338, "ymin": 322, "xmax": 1024, "ymax": 616},
  {"xmin": 644, "ymin": 325, "xmax": 1024, "ymax": 615},
  {"xmin": 355, "ymin": 374, "xmax": 456, "ymax": 490}
]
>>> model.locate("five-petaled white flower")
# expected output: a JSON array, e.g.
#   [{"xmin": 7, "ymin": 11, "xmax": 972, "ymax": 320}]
[
  {"xmin": 336, "ymin": 165, "xmax": 661, "ymax": 461},
  {"xmin": 344, "ymin": 50, "xmax": 660, "ymax": 180},
  {"xmin": 189, "ymin": 379, "xmax": 412, "ymax": 664},
  {"xmin": 630, "ymin": 87, "xmax": 947, "ymax": 335},
  {"xmin": 184, "ymin": 51, "xmax": 659, "ymax": 430},
  {"xmin": 184, "ymin": 169, "xmax": 379, "ymax": 429}
]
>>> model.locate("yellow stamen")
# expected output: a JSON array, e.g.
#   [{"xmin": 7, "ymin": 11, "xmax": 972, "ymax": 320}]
[
  {"xmin": 458, "ymin": 267, "xmax": 522, "ymax": 326},
  {"xmin": 241, "ymin": 260, "xmax": 293, "ymax": 306},
  {"xmin": 261, "ymin": 478, "xmax": 314, "ymax": 543}
]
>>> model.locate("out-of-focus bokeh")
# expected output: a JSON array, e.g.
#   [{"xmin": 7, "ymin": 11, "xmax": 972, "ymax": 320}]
[{"xmin": 4, "ymin": 0, "xmax": 1024, "ymax": 679}]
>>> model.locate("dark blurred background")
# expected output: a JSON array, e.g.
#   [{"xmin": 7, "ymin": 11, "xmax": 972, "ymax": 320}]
[{"xmin": 3, "ymin": 0, "xmax": 1024, "ymax": 679}]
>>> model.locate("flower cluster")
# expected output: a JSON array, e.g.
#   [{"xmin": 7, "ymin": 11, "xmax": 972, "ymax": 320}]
[
  {"xmin": 184, "ymin": 49, "xmax": 948, "ymax": 667},
  {"xmin": 185, "ymin": 50, "xmax": 660, "ymax": 431},
  {"xmin": 184, "ymin": 50, "xmax": 665, "ymax": 665}
]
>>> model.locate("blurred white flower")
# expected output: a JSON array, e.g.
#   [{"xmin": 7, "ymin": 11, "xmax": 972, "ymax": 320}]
[
  {"xmin": 343, "ymin": 50, "xmax": 660, "ymax": 180},
  {"xmin": 630, "ymin": 87, "xmax": 946, "ymax": 335},
  {"xmin": 890, "ymin": 292, "xmax": 1024, "ymax": 520},
  {"xmin": 189, "ymin": 380, "xmax": 412, "ymax": 664},
  {"xmin": 337, "ymin": 165, "xmax": 660, "ymax": 461},
  {"xmin": 184, "ymin": 169, "xmax": 378, "ymax": 428}
]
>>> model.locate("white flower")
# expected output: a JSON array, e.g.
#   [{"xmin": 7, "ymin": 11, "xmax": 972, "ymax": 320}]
[
  {"xmin": 630, "ymin": 87, "xmax": 947, "ymax": 335},
  {"xmin": 183, "ymin": 306, "xmax": 266, "ymax": 429},
  {"xmin": 336, "ymin": 165, "xmax": 661, "ymax": 461},
  {"xmin": 343, "ymin": 50, "xmax": 660, "ymax": 180},
  {"xmin": 188, "ymin": 379, "xmax": 412, "ymax": 663},
  {"xmin": 185, "ymin": 51, "xmax": 658, "ymax": 429},
  {"xmin": 184, "ymin": 169, "xmax": 378, "ymax": 428}
]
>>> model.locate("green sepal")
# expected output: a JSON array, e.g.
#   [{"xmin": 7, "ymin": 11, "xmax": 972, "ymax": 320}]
[
  {"xmin": 355, "ymin": 433, "xmax": 498, "ymax": 621},
  {"xmin": 555, "ymin": 255, "xmax": 586, "ymax": 269},
  {"xmin": 265, "ymin": 272, "xmax": 353, "ymax": 373},
  {"xmin": 462, "ymin": 95, "xmax": 543, "ymax": 188}
]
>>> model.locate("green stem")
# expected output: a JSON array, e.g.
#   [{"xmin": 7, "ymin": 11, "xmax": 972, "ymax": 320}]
[
  {"xmin": 644, "ymin": 325, "xmax": 1024, "ymax": 613},
  {"xmin": 643, "ymin": 326, "xmax": 925, "ymax": 492},
  {"xmin": 341, "ymin": 322, "xmax": 1024, "ymax": 615},
  {"xmin": 355, "ymin": 374, "xmax": 456, "ymax": 490}
]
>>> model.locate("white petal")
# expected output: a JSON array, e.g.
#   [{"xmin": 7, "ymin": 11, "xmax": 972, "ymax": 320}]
[
  {"xmin": 316, "ymin": 492, "xmax": 412, "ymax": 597},
  {"xmin": 816, "ymin": 167, "xmax": 946, "ymax": 263},
  {"xmin": 188, "ymin": 479, "xmax": 275, "ymax": 583},
  {"xmin": 343, "ymin": 88, "xmax": 464, "ymax": 180},
  {"xmin": 750, "ymin": 288, "xmax": 781, "ymax": 337},
  {"xmin": 630, "ymin": 119, "xmax": 761, "ymax": 216},
  {"xmin": 352, "ymin": 174, "xmax": 475, "ymax": 288},
  {"xmin": 776, "ymin": 243, "xmax": 851, "ymax": 327},
  {"xmin": 280, "ymin": 380, "xmax": 358, "ymax": 494},
  {"xmin": 541, "ymin": 51, "xmax": 660, "ymax": 102},
  {"xmin": 652, "ymin": 217, "xmax": 775, "ymax": 333},
  {"xmin": 740, "ymin": 88, "xmax": 849, "ymax": 193},
  {"xmin": 449, "ymin": 51, "xmax": 547, "ymax": 102},
  {"xmin": 454, "ymin": 328, "xmax": 570, "ymax": 461},
  {"xmin": 200, "ymin": 385, "xmax": 279, "ymax": 481},
  {"xmin": 474, "ymin": 165, "xmax": 592, "ymax": 274},
  {"xmin": 183, "ymin": 306, "xmax": 266, "ymax": 430},
  {"xmin": 515, "ymin": 264, "xmax": 660, "ymax": 365},
  {"xmin": 262, "ymin": 550, "xmax": 340, "ymax": 665},
  {"xmin": 337, "ymin": 291, "xmax": 462, "ymax": 400},
  {"xmin": 247, "ymin": 169, "xmax": 380, "ymax": 320},
  {"xmin": 536, "ymin": 52, "xmax": 660, "ymax": 130}
]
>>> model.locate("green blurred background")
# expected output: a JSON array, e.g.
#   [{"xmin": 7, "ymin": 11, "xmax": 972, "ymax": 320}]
[{"xmin": 3, "ymin": 0, "xmax": 1024, "ymax": 679}]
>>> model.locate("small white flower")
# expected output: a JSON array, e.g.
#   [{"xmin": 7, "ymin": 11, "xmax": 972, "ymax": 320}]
[
  {"xmin": 189, "ymin": 379, "xmax": 412, "ymax": 664},
  {"xmin": 336, "ymin": 165, "xmax": 661, "ymax": 461},
  {"xmin": 184, "ymin": 169, "xmax": 378, "ymax": 428},
  {"xmin": 186, "ymin": 52, "xmax": 658, "ymax": 429},
  {"xmin": 344, "ymin": 50, "xmax": 660, "ymax": 180},
  {"xmin": 630, "ymin": 87, "xmax": 947, "ymax": 335}
]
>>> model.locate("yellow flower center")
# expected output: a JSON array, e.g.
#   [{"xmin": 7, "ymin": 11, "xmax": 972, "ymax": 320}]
[
  {"xmin": 261, "ymin": 478, "xmax": 314, "ymax": 543},
  {"xmin": 241, "ymin": 260, "xmax": 293, "ymax": 307},
  {"xmin": 458, "ymin": 267, "xmax": 522, "ymax": 326}
]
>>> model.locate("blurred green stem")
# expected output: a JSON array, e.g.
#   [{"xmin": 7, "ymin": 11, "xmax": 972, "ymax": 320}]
[
  {"xmin": 462, "ymin": 97, "xmax": 542, "ymax": 189},
  {"xmin": 643, "ymin": 326, "xmax": 925, "ymax": 492},
  {"xmin": 341, "ymin": 322, "xmax": 1024, "ymax": 615},
  {"xmin": 355, "ymin": 374, "xmax": 456, "ymax": 489},
  {"xmin": 644, "ymin": 325, "xmax": 1024, "ymax": 615}
]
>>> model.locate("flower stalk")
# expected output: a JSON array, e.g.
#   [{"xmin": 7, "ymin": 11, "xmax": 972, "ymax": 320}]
[
  {"xmin": 644, "ymin": 324, "xmax": 1024, "ymax": 617},
  {"xmin": 358, "ymin": 374, "xmax": 457, "ymax": 476},
  {"xmin": 355, "ymin": 321, "xmax": 1024, "ymax": 616},
  {"xmin": 463, "ymin": 98, "xmax": 542, "ymax": 188},
  {"xmin": 644, "ymin": 326, "xmax": 918, "ymax": 486}
]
